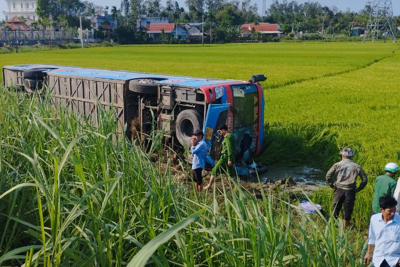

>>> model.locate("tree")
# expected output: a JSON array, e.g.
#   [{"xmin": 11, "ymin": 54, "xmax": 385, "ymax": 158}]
[
  {"xmin": 110, "ymin": 6, "xmax": 119, "ymax": 21},
  {"xmin": 185, "ymin": 0, "xmax": 204, "ymax": 22},
  {"xmin": 36, "ymin": 0, "xmax": 53, "ymax": 19},
  {"xmin": 121, "ymin": 0, "xmax": 130, "ymax": 16},
  {"xmin": 131, "ymin": 0, "xmax": 144, "ymax": 18},
  {"xmin": 161, "ymin": 0, "xmax": 184, "ymax": 21},
  {"xmin": 115, "ymin": 25, "xmax": 136, "ymax": 44},
  {"xmin": 143, "ymin": 0, "xmax": 162, "ymax": 17},
  {"xmin": 215, "ymin": 3, "xmax": 243, "ymax": 27}
]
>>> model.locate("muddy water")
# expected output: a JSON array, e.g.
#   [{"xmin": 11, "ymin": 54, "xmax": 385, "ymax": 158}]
[{"xmin": 259, "ymin": 166, "xmax": 326, "ymax": 192}]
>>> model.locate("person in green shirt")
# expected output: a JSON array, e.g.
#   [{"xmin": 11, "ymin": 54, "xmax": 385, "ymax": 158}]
[
  {"xmin": 371, "ymin": 162, "xmax": 399, "ymax": 214},
  {"xmin": 204, "ymin": 125, "xmax": 235, "ymax": 190}
]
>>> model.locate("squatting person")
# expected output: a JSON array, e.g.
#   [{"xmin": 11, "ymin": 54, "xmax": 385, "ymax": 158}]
[
  {"xmin": 326, "ymin": 147, "xmax": 368, "ymax": 228},
  {"xmin": 190, "ymin": 129, "xmax": 207, "ymax": 193},
  {"xmin": 204, "ymin": 125, "xmax": 235, "ymax": 190},
  {"xmin": 364, "ymin": 195, "xmax": 400, "ymax": 267}
]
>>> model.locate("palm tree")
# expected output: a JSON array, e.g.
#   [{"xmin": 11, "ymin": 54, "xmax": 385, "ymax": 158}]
[{"xmin": 111, "ymin": 6, "xmax": 118, "ymax": 21}]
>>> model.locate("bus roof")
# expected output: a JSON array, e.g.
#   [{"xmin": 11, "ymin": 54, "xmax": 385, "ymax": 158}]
[{"xmin": 5, "ymin": 64, "xmax": 248, "ymax": 88}]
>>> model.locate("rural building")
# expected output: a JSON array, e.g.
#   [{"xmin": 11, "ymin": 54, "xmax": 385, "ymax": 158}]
[
  {"xmin": 137, "ymin": 17, "xmax": 170, "ymax": 29},
  {"xmin": 4, "ymin": 0, "xmax": 37, "ymax": 20},
  {"xmin": 91, "ymin": 11, "xmax": 118, "ymax": 30},
  {"xmin": 240, "ymin": 23, "xmax": 281, "ymax": 37},
  {"xmin": 349, "ymin": 22, "xmax": 364, "ymax": 36},
  {"xmin": 4, "ymin": 16, "xmax": 32, "ymax": 31},
  {"xmin": 146, "ymin": 23, "xmax": 187, "ymax": 40},
  {"xmin": 185, "ymin": 23, "xmax": 204, "ymax": 42}
]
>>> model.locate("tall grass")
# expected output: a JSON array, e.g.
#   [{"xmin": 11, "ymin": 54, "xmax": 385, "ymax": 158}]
[{"xmin": 0, "ymin": 86, "xmax": 364, "ymax": 265}]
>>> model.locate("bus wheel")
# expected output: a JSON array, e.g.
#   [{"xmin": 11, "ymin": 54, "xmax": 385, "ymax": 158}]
[
  {"xmin": 175, "ymin": 109, "xmax": 203, "ymax": 147},
  {"xmin": 129, "ymin": 79, "xmax": 158, "ymax": 94},
  {"xmin": 24, "ymin": 79, "xmax": 43, "ymax": 93},
  {"xmin": 23, "ymin": 69, "xmax": 46, "ymax": 80}
]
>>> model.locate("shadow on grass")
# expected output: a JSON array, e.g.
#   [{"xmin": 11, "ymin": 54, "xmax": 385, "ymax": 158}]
[{"xmin": 257, "ymin": 122, "xmax": 340, "ymax": 171}]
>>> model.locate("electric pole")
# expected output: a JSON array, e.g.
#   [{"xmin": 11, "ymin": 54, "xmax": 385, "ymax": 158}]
[{"xmin": 363, "ymin": 0, "xmax": 397, "ymax": 43}]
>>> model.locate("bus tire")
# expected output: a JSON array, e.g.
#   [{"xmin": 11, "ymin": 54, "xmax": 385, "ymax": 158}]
[
  {"xmin": 129, "ymin": 79, "xmax": 158, "ymax": 94},
  {"xmin": 175, "ymin": 109, "xmax": 203, "ymax": 147},
  {"xmin": 23, "ymin": 69, "xmax": 46, "ymax": 80},
  {"xmin": 24, "ymin": 79, "xmax": 43, "ymax": 93}
]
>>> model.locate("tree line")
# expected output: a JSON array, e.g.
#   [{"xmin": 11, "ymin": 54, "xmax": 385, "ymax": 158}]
[{"xmin": 3, "ymin": 0, "xmax": 400, "ymax": 43}]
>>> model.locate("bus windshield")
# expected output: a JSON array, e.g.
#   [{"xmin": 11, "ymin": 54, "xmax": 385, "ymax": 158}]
[{"xmin": 231, "ymin": 84, "xmax": 258, "ymax": 128}]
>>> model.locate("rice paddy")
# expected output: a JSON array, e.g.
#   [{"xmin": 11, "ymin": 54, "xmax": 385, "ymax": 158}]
[{"xmin": 1, "ymin": 41, "xmax": 400, "ymax": 265}]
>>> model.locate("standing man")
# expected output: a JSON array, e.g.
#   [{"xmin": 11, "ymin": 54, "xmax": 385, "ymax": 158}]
[
  {"xmin": 364, "ymin": 196, "xmax": 400, "ymax": 267},
  {"xmin": 204, "ymin": 125, "xmax": 235, "ymax": 190},
  {"xmin": 190, "ymin": 129, "xmax": 207, "ymax": 193},
  {"xmin": 372, "ymin": 163, "xmax": 399, "ymax": 214},
  {"xmin": 326, "ymin": 148, "xmax": 368, "ymax": 228}
]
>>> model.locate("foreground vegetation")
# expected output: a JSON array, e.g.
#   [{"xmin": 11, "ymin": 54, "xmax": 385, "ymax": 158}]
[
  {"xmin": 1, "ymin": 42, "xmax": 400, "ymax": 265},
  {"xmin": 0, "ymin": 87, "xmax": 363, "ymax": 266}
]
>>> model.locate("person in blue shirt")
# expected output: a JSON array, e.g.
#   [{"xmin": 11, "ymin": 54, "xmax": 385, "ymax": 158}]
[
  {"xmin": 364, "ymin": 195, "xmax": 400, "ymax": 267},
  {"xmin": 190, "ymin": 129, "xmax": 207, "ymax": 193}
]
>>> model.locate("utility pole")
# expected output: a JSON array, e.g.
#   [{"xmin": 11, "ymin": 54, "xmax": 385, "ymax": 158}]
[
  {"xmin": 363, "ymin": 0, "xmax": 396, "ymax": 43},
  {"xmin": 202, "ymin": 13, "xmax": 204, "ymax": 46},
  {"xmin": 79, "ymin": 15, "xmax": 84, "ymax": 48},
  {"xmin": 262, "ymin": 0, "xmax": 266, "ymax": 17}
]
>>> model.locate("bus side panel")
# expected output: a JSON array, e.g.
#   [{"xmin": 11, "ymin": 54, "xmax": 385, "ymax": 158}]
[
  {"xmin": 47, "ymin": 73, "xmax": 127, "ymax": 133},
  {"xmin": 2, "ymin": 68, "xmax": 24, "ymax": 88}
]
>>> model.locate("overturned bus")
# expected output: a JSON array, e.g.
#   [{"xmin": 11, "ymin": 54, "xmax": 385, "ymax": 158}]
[{"xmin": 2, "ymin": 64, "xmax": 266, "ymax": 165}]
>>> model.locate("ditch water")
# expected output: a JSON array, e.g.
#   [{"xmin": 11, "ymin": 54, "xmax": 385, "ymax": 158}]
[{"xmin": 259, "ymin": 166, "xmax": 326, "ymax": 192}]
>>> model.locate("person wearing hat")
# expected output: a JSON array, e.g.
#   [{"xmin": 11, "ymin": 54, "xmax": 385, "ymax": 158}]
[
  {"xmin": 190, "ymin": 129, "xmax": 207, "ymax": 193},
  {"xmin": 326, "ymin": 148, "xmax": 368, "ymax": 228},
  {"xmin": 371, "ymin": 163, "xmax": 399, "ymax": 214},
  {"xmin": 204, "ymin": 124, "xmax": 235, "ymax": 190}
]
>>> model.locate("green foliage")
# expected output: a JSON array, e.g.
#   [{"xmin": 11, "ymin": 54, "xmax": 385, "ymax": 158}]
[
  {"xmin": 3, "ymin": 42, "xmax": 400, "ymax": 265},
  {"xmin": 114, "ymin": 25, "xmax": 136, "ymax": 44},
  {"xmin": 0, "ymin": 86, "xmax": 363, "ymax": 264},
  {"xmin": 1, "ymin": 42, "xmax": 400, "ymax": 237}
]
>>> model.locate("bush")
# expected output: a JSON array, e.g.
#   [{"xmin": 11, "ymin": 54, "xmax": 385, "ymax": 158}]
[
  {"xmin": 114, "ymin": 25, "xmax": 136, "ymax": 44},
  {"xmin": 300, "ymin": 33, "xmax": 324, "ymax": 41},
  {"xmin": 101, "ymin": 41, "xmax": 114, "ymax": 47},
  {"xmin": 262, "ymin": 35, "xmax": 281, "ymax": 42}
]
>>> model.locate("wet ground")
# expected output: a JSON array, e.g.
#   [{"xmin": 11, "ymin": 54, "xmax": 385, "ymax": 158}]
[
  {"xmin": 242, "ymin": 166, "xmax": 327, "ymax": 195},
  {"xmin": 262, "ymin": 166, "xmax": 325, "ymax": 184}
]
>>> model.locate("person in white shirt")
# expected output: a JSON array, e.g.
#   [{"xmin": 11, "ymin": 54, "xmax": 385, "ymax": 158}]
[
  {"xmin": 364, "ymin": 195, "xmax": 400, "ymax": 267},
  {"xmin": 392, "ymin": 177, "xmax": 400, "ymax": 214}
]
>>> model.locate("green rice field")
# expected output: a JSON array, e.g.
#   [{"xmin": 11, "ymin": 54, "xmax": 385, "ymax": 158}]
[{"xmin": 1, "ymin": 42, "xmax": 400, "ymax": 266}]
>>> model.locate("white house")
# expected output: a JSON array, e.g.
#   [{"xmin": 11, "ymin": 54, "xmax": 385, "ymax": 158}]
[{"xmin": 5, "ymin": 0, "xmax": 38, "ymax": 21}]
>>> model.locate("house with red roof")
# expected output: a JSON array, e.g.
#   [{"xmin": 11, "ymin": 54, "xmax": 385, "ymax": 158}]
[
  {"xmin": 5, "ymin": 17, "xmax": 31, "ymax": 31},
  {"xmin": 240, "ymin": 23, "xmax": 281, "ymax": 37},
  {"xmin": 146, "ymin": 23, "xmax": 187, "ymax": 40}
]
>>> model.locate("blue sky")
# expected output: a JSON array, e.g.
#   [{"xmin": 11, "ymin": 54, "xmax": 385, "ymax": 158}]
[{"xmin": 1, "ymin": 0, "xmax": 400, "ymax": 20}]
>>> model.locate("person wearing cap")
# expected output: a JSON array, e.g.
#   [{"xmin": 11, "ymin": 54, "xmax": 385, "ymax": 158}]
[
  {"xmin": 204, "ymin": 124, "xmax": 235, "ymax": 190},
  {"xmin": 326, "ymin": 148, "xmax": 368, "ymax": 228},
  {"xmin": 371, "ymin": 163, "xmax": 399, "ymax": 214},
  {"xmin": 190, "ymin": 129, "xmax": 207, "ymax": 193}
]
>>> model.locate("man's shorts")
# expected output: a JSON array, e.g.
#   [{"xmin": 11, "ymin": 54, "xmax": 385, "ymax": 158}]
[{"xmin": 192, "ymin": 168, "xmax": 203, "ymax": 185}]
